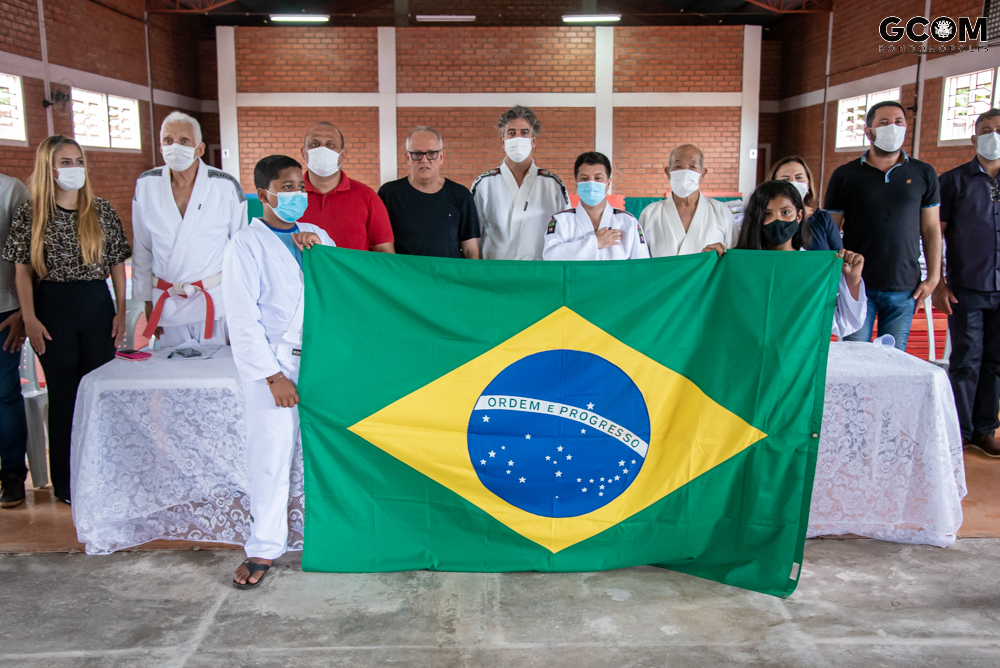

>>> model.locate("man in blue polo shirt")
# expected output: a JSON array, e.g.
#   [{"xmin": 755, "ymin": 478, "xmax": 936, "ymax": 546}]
[
  {"xmin": 825, "ymin": 100, "xmax": 942, "ymax": 350},
  {"xmin": 934, "ymin": 108, "xmax": 1000, "ymax": 458}
]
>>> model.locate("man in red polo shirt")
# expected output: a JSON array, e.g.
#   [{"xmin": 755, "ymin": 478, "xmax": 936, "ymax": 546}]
[{"xmin": 300, "ymin": 122, "xmax": 395, "ymax": 252}]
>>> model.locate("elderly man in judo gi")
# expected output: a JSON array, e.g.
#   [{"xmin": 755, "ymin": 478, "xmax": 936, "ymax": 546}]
[
  {"xmin": 638, "ymin": 144, "xmax": 739, "ymax": 258},
  {"xmin": 132, "ymin": 111, "xmax": 247, "ymax": 347}
]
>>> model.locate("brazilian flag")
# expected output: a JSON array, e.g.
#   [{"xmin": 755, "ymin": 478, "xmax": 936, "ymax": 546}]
[{"xmin": 299, "ymin": 248, "xmax": 841, "ymax": 597}]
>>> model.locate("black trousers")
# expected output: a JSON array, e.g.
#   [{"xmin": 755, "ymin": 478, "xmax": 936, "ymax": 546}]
[
  {"xmin": 948, "ymin": 285, "xmax": 1000, "ymax": 440},
  {"xmin": 34, "ymin": 280, "xmax": 115, "ymax": 500}
]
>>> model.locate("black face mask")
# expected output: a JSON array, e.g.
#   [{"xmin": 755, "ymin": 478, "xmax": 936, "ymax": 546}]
[{"xmin": 761, "ymin": 216, "xmax": 799, "ymax": 247}]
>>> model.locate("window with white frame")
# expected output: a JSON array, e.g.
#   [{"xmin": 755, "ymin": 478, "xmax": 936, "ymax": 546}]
[
  {"xmin": 72, "ymin": 88, "xmax": 141, "ymax": 150},
  {"xmin": 0, "ymin": 73, "xmax": 27, "ymax": 142},
  {"xmin": 835, "ymin": 88, "xmax": 901, "ymax": 149},
  {"xmin": 940, "ymin": 69, "xmax": 996, "ymax": 142}
]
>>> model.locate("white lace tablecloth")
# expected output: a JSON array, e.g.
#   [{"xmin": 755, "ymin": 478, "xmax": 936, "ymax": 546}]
[
  {"xmin": 70, "ymin": 348, "xmax": 304, "ymax": 555},
  {"xmin": 70, "ymin": 343, "xmax": 965, "ymax": 554},
  {"xmin": 808, "ymin": 342, "xmax": 966, "ymax": 546}
]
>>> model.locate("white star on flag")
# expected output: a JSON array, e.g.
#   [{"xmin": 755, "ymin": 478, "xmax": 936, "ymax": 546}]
[
  {"xmin": 480, "ymin": 460, "xmax": 486, "ymax": 465},
  {"xmin": 580, "ymin": 429, "xmax": 586, "ymax": 434},
  {"xmin": 600, "ymin": 477, "xmax": 605, "ymax": 481},
  {"xmin": 483, "ymin": 415, "xmax": 490, "ymax": 422},
  {"xmin": 556, "ymin": 471, "xmax": 562, "ymax": 477},
  {"xmin": 599, "ymin": 492, "xmax": 603, "ymax": 496},
  {"xmin": 508, "ymin": 460, "xmax": 514, "ymax": 466},
  {"xmin": 566, "ymin": 455, "xmax": 572, "ymax": 460},
  {"xmin": 599, "ymin": 485, "xmax": 605, "ymax": 490},
  {"xmin": 631, "ymin": 460, "xmax": 636, "ymax": 464},
  {"xmin": 519, "ymin": 477, "xmax": 526, "ymax": 483},
  {"xmin": 557, "ymin": 446, "xmax": 564, "ymax": 452},
  {"xmin": 618, "ymin": 460, "xmax": 625, "ymax": 466},
  {"xmin": 614, "ymin": 475, "xmax": 620, "ymax": 481},
  {"xmin": 545, "ymin": 456, "xmax": 551, "ymax": 460},
  {"xmin": 525, "ymin": 434, "xmax": 531, "ymax": 440},
  {"xmin": 589, "ymin": 479, "xmax": 594, "ymax": 483},
  {"xmin": 577, "ymin": 478, "xmax": 582, "ymax": 482},
  {"xmin": 506, "ymin": 470, "xmax": 510, "ymax": 474},
  {"xmin": 489, "ymin": 451, "xmax": 495, "ymax": 457},
  {"xmin": 587, "ymin": 402, "xmax": 594, "ymax": 410},
  {"xmin": 623, "ymin": 469, "xmax": 629, "ymax": 474},
  {"xmin": 582, "ymin": 488, "xmax": 588, "ymax": 492}
]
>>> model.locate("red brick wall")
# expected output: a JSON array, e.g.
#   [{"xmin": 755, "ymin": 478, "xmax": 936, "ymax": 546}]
[
  {"xmin": 927, "ymin": 0, "xmax": 987, "ymax": 60},
  {"xmin": 396, "ymin": 27, "xmax": 595, "ymax": 93},
  {"xmin": 0, "ymin": 0, "xmax": 41, "ymax": 59},
  {"xmin": 760, "ymin": 40, "xmax": 782, "ymax": 101},
  {"xmin": 774, "ymin": 104, "xmax": 825, "ymax": 181},
  {"xmin": 613, "ymin": 107, "xmax": 742, "ymax": 197},
  {"xmin": 237, "ymin": 107, "xmax": 381, "ymax": 193},
  {"xmin": 613, "ymin": 27, "xmax": 743, "ymax": 93},
  {"xmin": 44, "ymin": 0, "xmax": 149, "ymax": 87},
  {"xmin": 395, "ymin": 107, "xmax": 593, "ymax": 189},
  {"xmin": 776, "ymin": 11, "xmax": 830, "ymax": 98},
  {"xmin": 148, "ymin": 13, "xmax": 205, "ymax": 101},
  {"xmin": 235, "ymin": 27, "xmax": 379, "ymax": 93}
]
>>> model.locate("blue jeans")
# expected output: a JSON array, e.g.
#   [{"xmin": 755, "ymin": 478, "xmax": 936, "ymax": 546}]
[
  {"xmin": 0, "ymin": 309, "xmax": 28, "ymax": 481},
  {"xmin": 842, "ymin": 289, "xmax": 917, "ymax": 351}
]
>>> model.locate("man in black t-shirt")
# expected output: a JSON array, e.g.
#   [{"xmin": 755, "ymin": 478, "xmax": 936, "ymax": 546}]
[
  {"xmin": 825, "ymin": 100, "xmax": 941, "ymax": 350},
  {"xmin": 378, "ymin": 126, "xmax": 480, "ymax": 259}
]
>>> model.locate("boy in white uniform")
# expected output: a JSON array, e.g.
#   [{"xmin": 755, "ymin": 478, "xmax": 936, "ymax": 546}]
[
  {"xmin": 543, "ymin": 152, "xmax": 650, "ymax": 261},
  {"xmin": 472, "ymin": 106, "xmax": 568, "ymax": 260},
  {"xmin": 225, "ymin": 155, "xmax": 334, "ymax": 588},
  {"xmin": 132, "ymin": 111, "xmax": 247, "ymax": 346}
]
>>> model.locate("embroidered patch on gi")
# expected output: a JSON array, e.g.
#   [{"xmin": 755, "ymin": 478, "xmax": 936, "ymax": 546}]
[
  {"xmin": 546, "ymin": 219, "xmax": 557, "ymax": 235},
  {"xmin": 637, "ymin": 224, "xmax": 646, "ymax": 244}
]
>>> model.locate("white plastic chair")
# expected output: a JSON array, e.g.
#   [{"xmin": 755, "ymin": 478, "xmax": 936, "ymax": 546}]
[{"xmin": 19, "ymin": 341, "xmax": 48, "ymax": 488}]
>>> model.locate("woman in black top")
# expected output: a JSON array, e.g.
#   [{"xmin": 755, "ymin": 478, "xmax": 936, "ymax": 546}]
[
  {"xmin": 2, "ymin": 136, "xmax": 130, "ymax": 503},
  {"xmin": 767, "ymin": 156, "xmax": 843, "ymax": 252}
]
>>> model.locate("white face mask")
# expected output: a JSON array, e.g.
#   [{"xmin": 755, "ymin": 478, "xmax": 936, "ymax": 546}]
[
  {"xmin": 307, "ymin": 146, "xmax": 341, "ymax": 177},
  {"xmin": 976, "ymin": 132, "xmax": 1000, "ymax": 161},
  {"xmin": 789, "ymin": 180, "xmax": 809, "ymax": 201},
  {"xmin": 669, "ymin": 169, "xmax": 701, "ymax": 198},
  {"xmin": 161, "ymin": 144, "xmax": 197, "ymax": 172},
  {"xmin": 872, "ymin": 124, "xmax": 906, "ymax": 153},
  {"xmin": 504, "ymin": 137, "xmax": 532, "ymax": 164},
  {"xmin": 55, "ymin": 167, "xmax": 86, "ymax": 192}
]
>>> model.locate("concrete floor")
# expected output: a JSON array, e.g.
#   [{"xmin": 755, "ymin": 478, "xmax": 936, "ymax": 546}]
[{"xmin": 1, "ymin": 539, "xmax": 999, "ymax": 667}]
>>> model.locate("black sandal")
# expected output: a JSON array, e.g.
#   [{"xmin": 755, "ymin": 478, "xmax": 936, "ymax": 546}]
[{"xmin": 233, "ymin": 559, "xmax": 271, "ymax": 589}]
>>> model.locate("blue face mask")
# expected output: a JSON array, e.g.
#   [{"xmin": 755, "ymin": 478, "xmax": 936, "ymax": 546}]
[
  {"xmin": 267, "ymin": 190, "xmax": 308, "ymax": 223},
  {"xmin": 577, "ymin": 180, "xmax": 607, "ymax": 207}
]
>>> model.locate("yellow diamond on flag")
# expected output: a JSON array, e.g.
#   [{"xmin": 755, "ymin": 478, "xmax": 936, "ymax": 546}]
[{"xmin": 349, "ymin": 307, "xmax": 766, "ymax": 553}]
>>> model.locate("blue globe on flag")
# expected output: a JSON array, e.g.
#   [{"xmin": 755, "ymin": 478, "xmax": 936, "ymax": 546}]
[{"xmin": 467, "ymin": 349, "xmax": 651, "ymax": 518}]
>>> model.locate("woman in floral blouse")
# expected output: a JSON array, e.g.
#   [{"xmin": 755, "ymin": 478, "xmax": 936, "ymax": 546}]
[{"xmin": 1, "ymin": 135, "xmax": 130, "ymax": 504}]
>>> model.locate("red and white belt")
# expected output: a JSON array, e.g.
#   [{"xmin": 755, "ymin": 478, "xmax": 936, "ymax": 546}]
[{"xmin": 142, "ymin": 272, "xmax": 222, "ymax": 339}]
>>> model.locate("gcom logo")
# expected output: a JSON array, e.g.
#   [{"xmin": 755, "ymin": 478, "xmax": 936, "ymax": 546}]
[{"xmin": 880, "ymin": 15, "xmax": 987, "ymax": 42}]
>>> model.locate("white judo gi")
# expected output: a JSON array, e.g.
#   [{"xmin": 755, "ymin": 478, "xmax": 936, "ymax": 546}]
[
  {"xmin": 830, "ymin": 272, "xmax": 867, "ymax": 339},
  {"xmin": 542, "ymin": 205, "xmax": 651, "ymax": 261},
  {"xmin": 472, "ymin": 162, "xmax": 569, "ymax": 260},
  {"xmin": 223, "ymin": 218, "xmax": 335, "ymax": 560},
  {"xmin": 132, "ymin": 159, "xmax": 247, "ymax": 346},
  {"xmin": 638, "ymin": 194, "xmax": 739, "ymax": 257}
]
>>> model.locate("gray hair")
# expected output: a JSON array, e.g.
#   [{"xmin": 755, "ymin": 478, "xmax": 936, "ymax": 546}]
[
  {"xmin": 160, "ymin": 111, "xmax": 202, "ymax": 145},
  {"xmin": 406, "ymin": 126, "xmax": 444, "ymax": 151},
  {"xmin": 496, "ymin": 105, "xmax": 541, "ymax": 138}
]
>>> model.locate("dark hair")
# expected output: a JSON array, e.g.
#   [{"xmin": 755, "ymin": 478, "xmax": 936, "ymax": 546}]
[
  {"xmin": 766, "ymin": 155, "xmax": 817, "ymax": 210},
  {"xmin": 866, "ymin": 100, "xmax": 906, "ymax": 127},
  {"xmin": 736, "ymin": 180, "xmax": 812, "ymax": 251},
  {"xmin": 497, "ymin": 106, "xmax": 541, "ymax": 137},
  {"xmin": 975, "ymin": 108, "xmax": 1000, "ymax": 133},
  {"xmin": 574, "ymin": 151, "xmax": 612, "ymax": 179},
  {"xmin": 254, "ymin": 155, "xmax": 301, "ymax": 190}
]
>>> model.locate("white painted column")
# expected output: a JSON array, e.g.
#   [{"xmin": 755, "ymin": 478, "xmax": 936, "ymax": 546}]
[
  {"xmin": 378, "ymin": 26, "xmax": 398, "ymax": 185},
  {"xmin": 738, "ymin": 25, "xmax": 762, "ymax": 200},
  {"xmin": 216, "ymin": 26, "xmax": 240, "ymax": 179},
  {"xmin": 35, "ymin": 0, "xmax": 53, "ymax": 136},
  {"xmin": 594, "ymin": 26, "xmax": 614, "ymax": 159}
]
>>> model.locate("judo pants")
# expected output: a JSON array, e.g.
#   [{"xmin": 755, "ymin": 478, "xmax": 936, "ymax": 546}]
[
  {"xmin": 243, "ymin": 359, "xmax": 300, "ymax": 560},
  {"xmin": 948, "ymin": 286, "xmax": 1000, "ymax": 440},
  {"xmin": 159, "ymin": 318, "xmax": 228, "ymax": 348},
  {"xmin": 34, "ymin": 281, "xmax": 116, "ymax": 501}
]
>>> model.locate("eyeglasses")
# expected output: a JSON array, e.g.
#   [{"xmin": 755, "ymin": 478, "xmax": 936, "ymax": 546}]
[{"xmin": 408, "ymin": 150, "xmax": 441, "ymax": 162}]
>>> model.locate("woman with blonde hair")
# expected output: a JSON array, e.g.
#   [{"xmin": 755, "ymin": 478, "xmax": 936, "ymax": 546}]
[
  {"xmin": 766, "ymin": 156, "xmax": 843, "ymax": 251},
  {"xmin": 1, "ymin": 135, "xmax": 130, "ymax": 504}
]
